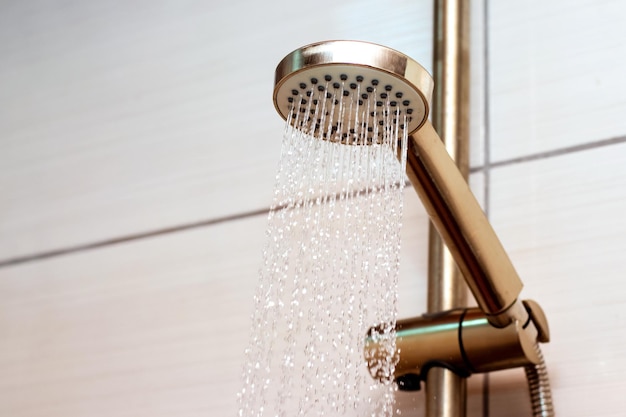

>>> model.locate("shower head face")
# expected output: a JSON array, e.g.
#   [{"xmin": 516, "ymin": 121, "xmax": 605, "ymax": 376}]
[{"xmin": 273, "ymin": 40, "xmax": 434, "ymax": 143}]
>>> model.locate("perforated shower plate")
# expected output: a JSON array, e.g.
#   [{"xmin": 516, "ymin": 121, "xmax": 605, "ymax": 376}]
[{"xmin": 273, "ymin": 40, "xmax": 434, "ymax": 140}]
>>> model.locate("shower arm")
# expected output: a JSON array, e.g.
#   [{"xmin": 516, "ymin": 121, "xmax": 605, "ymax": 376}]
[{"xmin": 406, "ymin": 120, "xmax": 544, "ymax": 332}]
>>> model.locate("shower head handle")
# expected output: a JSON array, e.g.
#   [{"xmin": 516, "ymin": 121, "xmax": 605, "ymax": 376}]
[{"xmin": 407, "ymin": 121, "xmax": 524, "ymax": 326}]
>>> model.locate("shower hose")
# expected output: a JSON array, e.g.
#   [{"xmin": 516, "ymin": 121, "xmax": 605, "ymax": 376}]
[{"xmin": 524, "ymin": 343, "xmax": 554, "ymax": 417}]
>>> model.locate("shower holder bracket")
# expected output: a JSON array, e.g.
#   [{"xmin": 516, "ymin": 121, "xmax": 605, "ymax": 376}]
[{"xmin": 365, "ymin": 299, "xmax": 550, "ymax": 391}]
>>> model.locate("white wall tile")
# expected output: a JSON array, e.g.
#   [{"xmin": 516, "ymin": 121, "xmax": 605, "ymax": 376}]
[
  {"xmin": 469, "ymin": 171, "xmax": 486, "ymax": 211},
  {"xmin": 0, "ymin": 187, "xmax": 440, "ymax": 417},
  {"xmin": 488, "ymin": 143, "xmax": 626, "ymax": 416},
  {"xmin": 398, "ymin": 189, "xmax": 430, "ymax": 319},
  {"xmin": 0, "ymin": 215, "xmax": 267, "ymax": 416},
  {"xmin": 0, "ymin": 0, "xmax": 434, "ymax": 261},
  {"xmin": 489, "ymin": 0, "xmax": 626, "ymax": 162},
  {"xmin": 469, "ymin": 0, "xmax": 486, "ymax": 169}
]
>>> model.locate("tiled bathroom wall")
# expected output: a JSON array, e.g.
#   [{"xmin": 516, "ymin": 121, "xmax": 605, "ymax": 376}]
[{"xmin": 1, "ymin": 1, "xmax": 625, "ymax": 416}]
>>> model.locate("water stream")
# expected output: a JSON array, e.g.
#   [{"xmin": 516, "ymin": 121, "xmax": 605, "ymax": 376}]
[{"xmin": 239, "ymin": 84, "xmax": 409, "ymax": 417}]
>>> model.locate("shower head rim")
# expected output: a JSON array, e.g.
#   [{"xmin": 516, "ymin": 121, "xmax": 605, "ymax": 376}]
[{"xmin": 273, "ymin": 40, "xmax": 434, "ymax": 136}]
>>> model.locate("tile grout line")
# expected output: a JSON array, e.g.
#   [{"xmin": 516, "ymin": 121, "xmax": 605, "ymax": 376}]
[
  {"xmin": 482, "ymin": 0, "xmax": 491, "ymax": 416},
  {"xmin": 482, "ymin": 0, "xmax": 492, "ymax": 219},
  {"xmin": 470, "ymin": 133, "xmax": 626, "ymax": 174},
  {"xmin": 492, "ymin": 134, "xmax": 626, "ymax": 169},
  {"xmin": 0, "ymin": 179, "xmax": 415, "ymax": 269},
  {"xmin": 0, "ymin": 207, "xmax": 271, "ymax": 269}
]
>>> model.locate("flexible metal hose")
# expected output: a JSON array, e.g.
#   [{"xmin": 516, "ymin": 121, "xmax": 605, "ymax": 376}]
[{"xmin": 524, "ymin": 344, "xmax": 554, "ymax": 417}]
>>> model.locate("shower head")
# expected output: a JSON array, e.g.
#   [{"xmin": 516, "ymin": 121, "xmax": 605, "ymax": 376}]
[
  {"xmin": 273, "ymin": 40, "xmax": 434, "ymax": 143},
  {"xmin": 272, "ymin": 40, "xmax": 529, "ymax": 328}
]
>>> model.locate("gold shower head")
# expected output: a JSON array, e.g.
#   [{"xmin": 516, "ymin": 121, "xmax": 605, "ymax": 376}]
[{"xmin": 273, "ymin": 40, "xmax": 434, "ymax": 143}]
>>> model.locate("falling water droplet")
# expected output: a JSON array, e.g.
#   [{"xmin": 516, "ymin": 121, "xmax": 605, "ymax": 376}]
[{"xmin": 239, "ymin": 82, "xmax": 407, "ymax": 417}]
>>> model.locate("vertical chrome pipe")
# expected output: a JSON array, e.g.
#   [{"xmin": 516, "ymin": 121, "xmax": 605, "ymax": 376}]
[{"xmin": 425, "ymin": 1, "xmax": 470, "ymax": 417}]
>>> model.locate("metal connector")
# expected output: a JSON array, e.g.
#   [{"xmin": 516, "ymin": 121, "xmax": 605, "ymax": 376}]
[{"xmin": 365, "ymin": 300, "xmax": 550, "ymax": 390}]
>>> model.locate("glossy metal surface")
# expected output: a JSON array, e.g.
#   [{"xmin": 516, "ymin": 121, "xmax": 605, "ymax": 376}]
[
  {"xmin": 524, "ymin": 344, "xmax": 555, "ymax": 417},
  {"xmin": 426, "ymin": 369, "xmax": 466, "ymax": 417},
  {"xmin": 426, "ymin": 1, "xmax": 470, "ymax": 416},
  {"xmin": 273, "ymin": 40, "xmax": 434, "ymax": 138},
  {"xmin": 407, "ymin": 121, "xmax": 525, "ymax": 325},
  {"xmin": 365, "ymin": 304, "xmax": 545, "ymax": 384}
]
